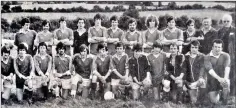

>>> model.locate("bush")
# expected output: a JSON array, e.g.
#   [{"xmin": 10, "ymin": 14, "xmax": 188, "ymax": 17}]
[
  {"xmin": 11, "ymin": 6, "xmax": 22, "ymax": 12},
  {"xmin": 1, "ymin": 18, "xmax": 10, "ymax": 32},
  {"xmin": 123, "ymin": 9, "xmax": 140, "ymax": 19}
]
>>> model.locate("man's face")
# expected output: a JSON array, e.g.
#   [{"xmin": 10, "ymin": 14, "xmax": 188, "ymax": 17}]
[
  {"xmin": 99, "ymin": 48, "xmax": 107, "ymax": 56},
  {"xmin": 223, "ymin": 17, "xmax": 232, "ymax": 27},
  {"xmin": 190, "ymin": 45, "xmax": 199, "ymax": 55},
  {"xmin": 80, "ymin": 49, "xmax": 87, "ymax": 58},
  {"xmin": 152, "ymin": 47, "xmax": 161, "ymax": 55},
  {"xmin": 111, "ymin": 20, "xmax": 118, "ymax": 28},
  {"xmin": 39, "ymin": 46, "xmax": 47, "ymax": 54},
  {"xmin": 188, "ymin": 22, "xmax": 195, "ymax": 31},
  {"xmin": 2, "ymin": 52, "xmax": 10, "ymax": 60},
  {"xmin": 149, "ymin": 20, "xmax": 156, "ymax": 28},
  {"xmin": 19, "ymin": 49, "xmax": 26, "ymax": 57},
  {"xmin": 77, "ymin": 20, "xmax": 85, "ymax": 29},
  {"xmin": 116, "ymin": 46, "xmax": 124, "ymax": 55},
  {"xmin": 95, "ymin": 19, "xmax": 101, "ymax": 26},
  {"xmin": 212, "ymin": 43, "xmax": 223, "ymax": 56},
  {"xmin": 23, "ymin": 23, "xmax": 30, "ymax": 30},
  {"xmin": 129, "ymin": 22, "xmax": 136, "ymax": 32},
  {"xmin": 170, "ymin": 45, "xmax": 178, "ymax": 55},
  {"xmin": 58, "ymin": 48, "xmax": 65, "ymax": 56},
  {"xmin": 60, "ymin": 21, "xmax": 67, "ymax": 28},
  {"xmin": 134, "ymin": 50, "xmax": 142, "ymax": 58},
  {"xmin": 203, "ymin": 19, "xmax": 211, "ymax": 29},
  {"xmin": 168, "ymin": 20, "xmax": 175, "ymax": 29},
  {"xmin": 43, "ymin": 23, "xmax": 49, "ymax": 31}
]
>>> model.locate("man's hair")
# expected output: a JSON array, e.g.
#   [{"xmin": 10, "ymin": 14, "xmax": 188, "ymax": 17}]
[
  {"xmin": 212, "ymin": 39, "xmax": 224, "ymax": 48},
  {"xmin": 202, "ymin": 17, "xmax": 212, "ymax": 22},
  {"xmin": 133, "ymin": 43, "xmax": 142, "ymax": 52},
  {"xmin": 59, "ymin": 17, "xmax": 66, "ymax": 23},
  {"xmin": 146, "ymin": 15, "xmax": 159, "ymax": 28},
  {"xmin": 78, "ymin": 44, "xmax": 89, "ymax": 54},
  {"xmin": 152, "ymin": 41, "xmax": 163, "ymax": 50},
  {"xmin": 167, "ymin": 16, "xmax": 175, "ymax": 24},
  {"xmin": 94, "ymin": 13, "xmax": 102, "ymax": 21},
  {"xmin": 170, "ymin": 43, "xmax": 179, "ymax": 50},
  {"xmin": 42, "ymin": 20, "xmax": 50, "ymax": 27},
  {"xmin": 115, "ymin": 42, "xmax": 125, "ymax": 49},
  {"xmin": 18, "ymin": 43, "xmax": 28, "ymax": 53},
  {"xmin": 128, "ymin": 18, "xmax": 137, "ymax": 25},
  {"xmin": 186, "ymin": 19, "xmax": 195, "ymax": 27},
  {"xmin": 190, "ymin": 40, "xmax": 200, "ymax": 47},
  {"xmin": 77, "ymin": 18, "xmax": 85, "ymax": 23},
  {"xmin": 97, "ymin": 43, "xmax": 108, "ymax": 52},
  {"xmin": 38, "ymin": 42, "xmax": 48, "ymax": 53},
  {"xmin": 1, "ymin": 46, "xmax": 10, "ymax": 55},
  {"xmin": 56, "ymin": 42, "xmax": 66, "ymax": 53},
  {"xmin": 21, "ymin": 18, "xmax": 30, "ymax": 26},
  {"xmin": 110, "ymin": 15, "xmax": 119, "ymax": 22}
]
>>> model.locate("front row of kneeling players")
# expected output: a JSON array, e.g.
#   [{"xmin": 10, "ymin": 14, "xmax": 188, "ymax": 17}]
[{"xmin": 1, "ymin": 39, "xmax": 230, "ymax": 106}]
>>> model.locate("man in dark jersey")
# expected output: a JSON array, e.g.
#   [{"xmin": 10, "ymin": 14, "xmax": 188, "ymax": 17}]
[
  {"xmin": 14, "ymin": 18, "xmax": 37, "ymax": 56},
  {"xmin": 14, "ymin": 43, "xmax": 35, "ymax": 104},
  {"xmin": 1, "ymin": 46, "xmax": 14, "ymax": 105},
  {"xmin": 71, "ymin": 44, "xmax": 93, "ymax": 98}
]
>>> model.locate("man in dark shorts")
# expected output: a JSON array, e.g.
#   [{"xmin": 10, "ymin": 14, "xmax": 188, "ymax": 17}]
[{"xmin": 205, "ymin": 39, "xmax": 231, "ymax": 105}]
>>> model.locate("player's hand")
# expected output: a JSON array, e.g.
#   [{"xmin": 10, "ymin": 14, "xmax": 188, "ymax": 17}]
[{"xmin": 217, "ymin": 77, "xmax": 225, "ymax": 84}]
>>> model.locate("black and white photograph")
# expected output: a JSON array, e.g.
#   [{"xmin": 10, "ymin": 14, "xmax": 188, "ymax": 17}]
[{"xmin": 1, "ymin": 1, "xmax": 236, "ymax": 108}]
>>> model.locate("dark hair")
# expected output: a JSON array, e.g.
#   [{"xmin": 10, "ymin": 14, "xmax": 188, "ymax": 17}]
[
  {"xmin": 170, "ymin": 43, "xmax": 179, "ymax": 50},
  {"xmin": 59, "ymin": 17, "xmax": 66, "ymax": 23},
  {"xmin": 110, "ymin": 15, "xmax": 119, "ymax": 22},
  {"xmin": 146, "ymin": 15, "xmax": 159, "ymax": 27},
  {"xmin": 133, "ymin": 43, "xmax": 142, "ymax": 52},
  {"xmin": 56, "ymin": 42, "xmax": 66, "ymax": 53},
  {"xmin": 97, "ymin": 43, "xmax": 108, "ymax": 52},
  {"xmin": 167, "ymin": 16, "xmax": 175, "ymax": 24},
  {"xmin": 212, "ymin": 39, "xmax": 224, "ymax": 48},
  {"xmin": 18, "ymin": 43, "xmax": 28, "ymax": 53},
  {"xmin": 94, "ymin": 13, "xmax": 102, "ymax": 21},
  {"xmin": 78, "ymin": 44, "xmax": 89, "ymax": 54},
  {"xmin": 21, "ymin": 18, "xmax": 30, "ymax": 26},
  {"xmin": 42, "ymin": 20, "xmax": 50, "ymax": 27},
  {"xmin": 128, "ymin": 18, "xmax": 137, "ymax": 25},
  {"xmin": 115, "ymin": 42, "xmax": 125, "ymax": 49},
  {"xmin": 152, "ymin": 41, "xmax": 163, "ymax": 50},
  {"xmin": 38, "ymin": 42, "xmax": 48, "ymax": 53},
  {"xmin": 186, "ymin": 19, "xmax": 195, "ymax": 27},
  {"xmin": 1, "ymin": 46, "xmax": 10, "ymax": 55},
  {"xmin": 77, "ymin": 18, "xmax": 85, "ymax": 23},
  {"xmin": 190, "ymin": 40, "xmax": 200, "ymax": 47}
]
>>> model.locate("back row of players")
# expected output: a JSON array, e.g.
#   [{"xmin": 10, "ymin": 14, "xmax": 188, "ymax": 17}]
[{"xmin": 1, "ymin": 13, "xmax": 235, "ymax": 106}]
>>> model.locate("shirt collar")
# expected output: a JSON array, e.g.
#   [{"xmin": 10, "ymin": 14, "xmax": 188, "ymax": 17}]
[
  {"xmin": 19, "ymin": 29, "xmax": 30, "ymax": 34},
  {"xmin": 114, "ymin": 52, "xmax": 126, "ymax": 59},
  {"xmin": 201, "ymin": 26, "xmax": 212, "ymax": 32},
  {"xmin": 209, "ymin": 51, "xmax": 221, "ymax": 59},
  {"xmin": 167, "ymin": 27, "xmax": 177, "ymax": 32},
  {"xmin": 128, "ymin": 30, "xmax": 137, "ymax": 35}
]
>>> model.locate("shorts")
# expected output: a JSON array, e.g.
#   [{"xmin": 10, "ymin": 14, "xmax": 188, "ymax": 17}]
[
  {"xmin": 111, "ymin": 79, "xmax": 120, "ymax": 86},
  {"xmin": 71, "ymin": 74, "xmax": 91, "ymax": 87},
  {"xmin": 51, "ymin": 77, "xmax": 72, "ymax": 89},
  {"xmin": 2, "ymin": 78, "xmax": 13, "ymax": 88},
  {"xmin": 16, "ymin": 75, "xmax": 26, "ymax": 89}
]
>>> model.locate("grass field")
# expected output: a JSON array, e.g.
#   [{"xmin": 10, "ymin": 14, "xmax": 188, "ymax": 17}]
[
  {"xmin": 1, "ymin": 94, "xmax": 235, "ymax": 108},
  {"xmin": 1, "ymin": 9, "xmax": 233, "ymax": 23}
]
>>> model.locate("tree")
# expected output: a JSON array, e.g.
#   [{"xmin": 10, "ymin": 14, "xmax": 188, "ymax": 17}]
[
  {"xmin": 158, "ymin": 1, "xmax": 162, "ymax": 7},
  {"xmin": 105, "ymin": 6, "xmax": 111, "ymax": 12},
  {"xmin": 37, "ymin": 7, "xmax": 45, "ymax": 12},
  {"xmin": 1, "ymin": 18, "xmax": 10, "ymax": 32},
  {"xmin": 143, "ymin": 1, "xmax": 153, "ymax": 6},
  {"xmin": 46, "ymin": 7, "xmax": 53, "ymax": 12},
  {"xmin": 167, "ymin": 2, "xmax": 177, "ymax": 10},
  {"xmin": 91, "ymin": 5, "xmax": 104, "ymax": 12},
  {"xmin": 2, "ymin": 4, "xmax": 10, "ymax": 12},
  {"xmin": 123, "ymin": 9, "xmax": 139, "ymax": 19},
  {"xmin": 128, "ymin": 4, "xmax": 136, "ymax": 10},
  {"xmin": 11, "ymin": 6, "xmax": 23, "ymax": 12}
]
